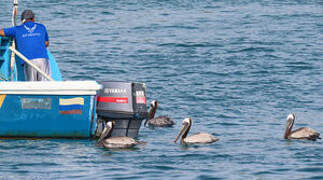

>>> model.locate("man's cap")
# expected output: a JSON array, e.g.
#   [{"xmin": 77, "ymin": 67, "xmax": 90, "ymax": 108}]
[{"xmin": 21, "ymin": 10, "xmax": 35, "ymax": 21}]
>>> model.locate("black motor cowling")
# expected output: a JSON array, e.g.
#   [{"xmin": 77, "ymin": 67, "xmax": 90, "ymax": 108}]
[{"xmin": 96, "ymin": 81, "xmax": 148, "ymax": 138}]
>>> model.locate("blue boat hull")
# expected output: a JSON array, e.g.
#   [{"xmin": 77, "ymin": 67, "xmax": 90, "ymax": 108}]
[{"xmin": 0, "ymin": 94, "xmax": 97, "ymax": 138}]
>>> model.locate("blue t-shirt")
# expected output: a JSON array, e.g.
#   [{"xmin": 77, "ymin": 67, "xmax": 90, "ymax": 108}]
[{"xmin": 4, "ymin": 21, "xmax": 49, "ymax": 63}]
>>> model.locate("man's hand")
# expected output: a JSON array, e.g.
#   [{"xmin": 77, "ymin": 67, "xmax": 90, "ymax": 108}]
[{"xmin": 0, "ymin": 29, "xmax": 5, "ymax": 37}]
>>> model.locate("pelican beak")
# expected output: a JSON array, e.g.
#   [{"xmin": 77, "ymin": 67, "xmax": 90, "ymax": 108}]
[{"xmin": 174, "ymin": 122, "xmax": 188, "ymax": 144}]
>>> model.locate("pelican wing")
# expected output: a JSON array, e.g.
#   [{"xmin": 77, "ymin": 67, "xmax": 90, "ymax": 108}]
[
  {"xmin": 184, "ymin": 133, "xmax": 219, "ymax": 144},
  {"xmin": 289, "ymin": 127, "xmax": 320, "ymax": 140},
  {"xmin": 103, "ymin": 137, "xmax": 137, "ymax": 148},
  {"xmin": 148, "ymin": 116, "xmax": 175, "ymax": 127}
]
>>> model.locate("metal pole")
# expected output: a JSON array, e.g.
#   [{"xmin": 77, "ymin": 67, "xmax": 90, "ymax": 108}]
[
  {"xmin": 9, "ymin": 47, "xmax": 54, "ymax": 81},
  {"xmin": 12, "ymin": 0, "xmax": 18, "ymax": 26},
  {"xmin": 10, "ymin": 0, "xmax": 18, "ymax": 80}
]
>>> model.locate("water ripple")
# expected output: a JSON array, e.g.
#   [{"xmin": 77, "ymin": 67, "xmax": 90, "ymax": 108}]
[{"xmin": 0, "ymin": 0, "xmax": 322, "ymax": 179}]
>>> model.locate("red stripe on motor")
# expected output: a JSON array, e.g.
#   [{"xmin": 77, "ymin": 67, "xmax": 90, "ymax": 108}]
[
  {"xmin": 98, "ymin": 97, "xmax": 129, "ymax": 103},
  {"xmin": 136, "ymin": 97, "xmax": 146, "ymax": 104}
]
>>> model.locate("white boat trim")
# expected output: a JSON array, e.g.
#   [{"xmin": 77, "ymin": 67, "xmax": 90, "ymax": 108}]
[{"xmin": 0, "ymin": 81, "xmax": 102, "ymax": 95}]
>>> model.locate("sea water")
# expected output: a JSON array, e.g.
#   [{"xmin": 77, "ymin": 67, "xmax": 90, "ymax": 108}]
[{"xmin": 0, "ymin": 0, "xmax": 322, "ymax": 179}]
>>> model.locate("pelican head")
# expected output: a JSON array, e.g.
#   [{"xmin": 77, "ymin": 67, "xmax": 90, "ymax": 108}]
[
  {"xmin": 145, "ymin": 100, "xmax": 158, "ymax": 126},
  {"xmin": 97, "ymin": 121, "xmax": 114, "ymax": 145},
  {"xmin": 284, "ymin": 113, "xmax": 295, "ymax": 139},
  {"xmin": 151, "ymin": 100, "xmax": 157, "ymax": 107},
  {"xmin": 174, "ymin": 117, "xmax": 192, "ymax": 144}
]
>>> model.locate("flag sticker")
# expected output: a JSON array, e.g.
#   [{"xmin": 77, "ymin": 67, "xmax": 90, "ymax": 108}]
[
  {"xmin": 0, "ymin": 95, "xmax": 6, "ymax": 108},
  {"xmin": 59, "ymin": 97, "xmax": 84, "ymax": 114}
]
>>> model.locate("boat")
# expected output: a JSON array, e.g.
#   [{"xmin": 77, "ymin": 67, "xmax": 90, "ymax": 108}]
[
  {"xmin": 0, "ymin": 1, "xmax": 148, "ymax": 139},
  {"xmin": 0, "ymin": 81, "xmax": 101, "ymax": 138},
  {"xmin": 0, "ymin": 39, "xmax": 147, "ymax": 139}
]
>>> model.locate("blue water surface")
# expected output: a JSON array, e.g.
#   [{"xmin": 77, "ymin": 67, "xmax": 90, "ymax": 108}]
[{"xmin": 0, "ymin": 0, "xmax": 323, "ymax": 179}]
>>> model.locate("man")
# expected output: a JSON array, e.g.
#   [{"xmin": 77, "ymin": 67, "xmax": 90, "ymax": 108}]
[{"xmin": 0, "ymin": 10, "xmax": 50, "ymax": 81}]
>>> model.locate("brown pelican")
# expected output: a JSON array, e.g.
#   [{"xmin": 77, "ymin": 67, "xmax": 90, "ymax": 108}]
[
  {"xmin": 284, "ymin": 113, "xmax": 321, "ymax": 141},
  {"xmin": 174, "ymin": 117, "xmax": 219, "ymax": 145},
  {"xmin": 144, "ymin": 100, "xmax": 175, "ymax": 127},
  {"xmin": 97, "ymin": 121, "xmax": 139, "ymax": 149}
]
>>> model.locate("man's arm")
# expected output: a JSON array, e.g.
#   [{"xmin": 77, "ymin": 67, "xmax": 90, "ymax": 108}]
[
  {"xmin": 0, "ymin": 29, "xmax": 5, "ymax": 37},
  {"xmin": 45, "ymin": 41, "xmax": 49, "ymax": 47}
]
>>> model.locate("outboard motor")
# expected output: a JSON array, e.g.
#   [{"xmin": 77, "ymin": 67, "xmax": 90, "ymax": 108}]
[{"xmin": 96, "ymin": 82, "xmax": 148, "ymax": 138}]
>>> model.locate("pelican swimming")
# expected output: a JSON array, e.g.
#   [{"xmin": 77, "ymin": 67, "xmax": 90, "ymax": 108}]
[
  {"xmin": 97, "ymin": 121, "xmax": 139, "ymax": 149},
  {"xmin": 284, "ymin": 113, "xmax": 321, "ymax": 141},
  {"xmin": 144, "ymin": 100, "xmax": 175, "ymax": 127},
  {"xmin": 174, "ymin": 117, "xmax": 219, "ymax": 145}
]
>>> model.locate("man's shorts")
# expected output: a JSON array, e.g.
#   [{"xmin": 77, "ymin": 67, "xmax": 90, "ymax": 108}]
[{"xmin": 24, "ymin": 58, "xmax": 51, "ymax": 81}]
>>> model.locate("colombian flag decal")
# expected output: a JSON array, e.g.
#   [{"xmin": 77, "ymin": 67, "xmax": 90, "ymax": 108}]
[
  {"xmin": 59, "ymin": 97, "xmax": 84, "ymax": 114},
  {"xmin": 0, "ymin": 95, "xmax": 6, "ymax": 108}
]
